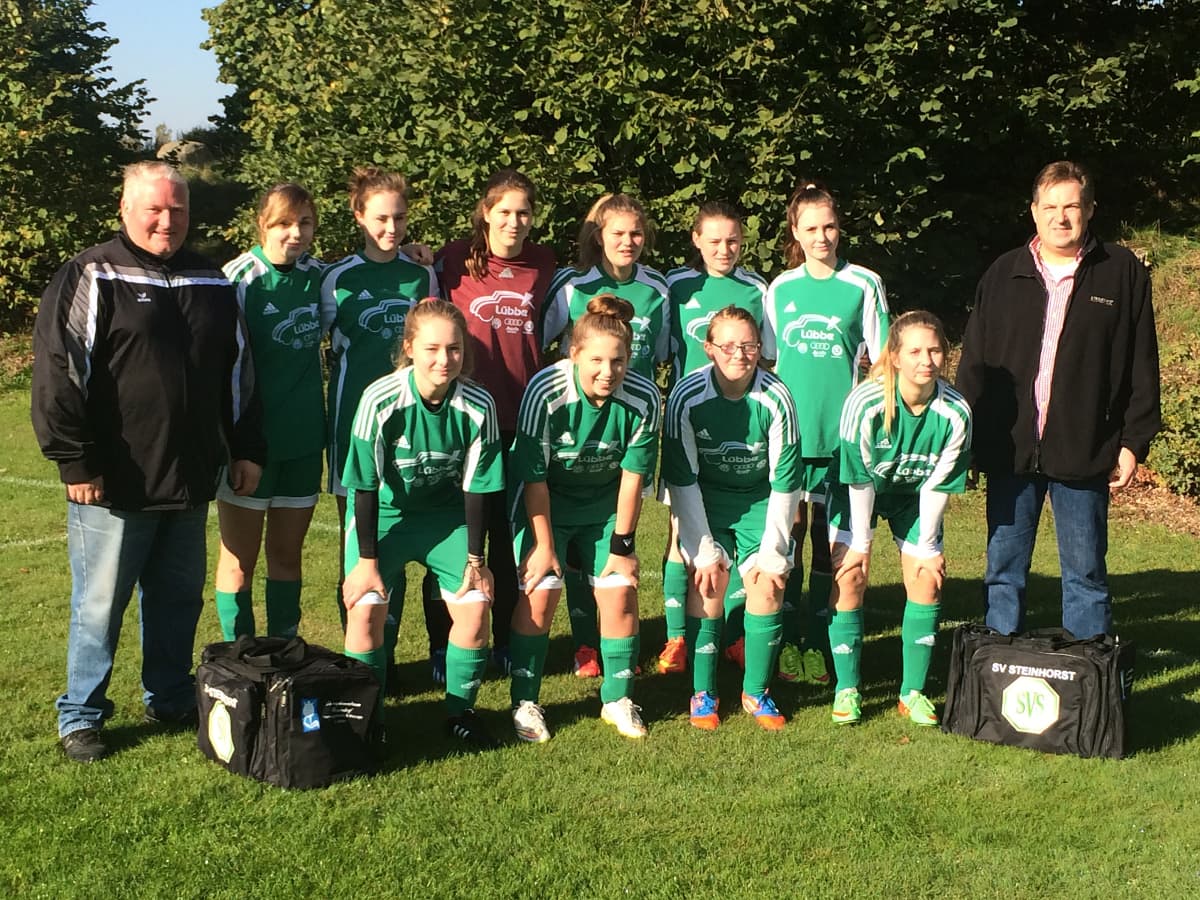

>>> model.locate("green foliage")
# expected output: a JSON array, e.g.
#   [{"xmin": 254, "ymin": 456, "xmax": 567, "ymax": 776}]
[
  {"xmin": 1149, "ymin": 347, "xmax": 1200, "ymax": 499},
  {"xmin": 204, "ymin": 0, "xmax": 1200, "ymax": 311},
  {"xmin": 1140, "ymin": 232, "xmax": 1200, "ymax": 499},
  {"xmin": 0, "ymin": 0, "xmax": 148, "ymax": 319}
]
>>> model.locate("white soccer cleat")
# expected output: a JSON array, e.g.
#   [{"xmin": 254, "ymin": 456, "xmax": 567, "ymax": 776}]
[
  {"xmin": 512, "ymin": 700, "xmax": 551, "ymax": 743},
  {"xmin": 600, "ymin": 697, "xmax": 647, "ymax": 739}
]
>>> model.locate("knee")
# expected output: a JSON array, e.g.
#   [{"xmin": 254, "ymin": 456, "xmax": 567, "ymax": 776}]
[{"xmin": 216, "ymin": 552, "xmax": 254, "ymax": 587}]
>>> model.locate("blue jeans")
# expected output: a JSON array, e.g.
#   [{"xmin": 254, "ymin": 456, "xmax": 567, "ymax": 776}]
[
  {"xmin": 983, "ymin": 473, "xmax": 1111, "ymax": 638},
  {"xmin": 57, "ymin": 502, "xmax": 208, "ymax": 737}
]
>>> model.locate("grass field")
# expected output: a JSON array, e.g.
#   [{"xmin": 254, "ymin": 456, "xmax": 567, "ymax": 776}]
[{"xmin": 3, "ymin": 378, "xmax": 1200, "ymax": 898}]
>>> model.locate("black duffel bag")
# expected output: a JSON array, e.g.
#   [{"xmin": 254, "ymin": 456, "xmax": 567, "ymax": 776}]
[
  {"xmin": 196, "ymin": 636, "xmax": 381, "ymax": 788},
  {"xmin": 941, "ymin": 624, "xmax": 1135, "ymax": 759}
]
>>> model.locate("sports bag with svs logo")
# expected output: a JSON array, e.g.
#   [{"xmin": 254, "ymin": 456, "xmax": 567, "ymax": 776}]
[
  {"xmin": 940, "ymin": 624, "xmax": 1134, "ymax": 759},
  {"xmin": 196, "ymin": 636, "xmax": 381, "ymax": 788}
]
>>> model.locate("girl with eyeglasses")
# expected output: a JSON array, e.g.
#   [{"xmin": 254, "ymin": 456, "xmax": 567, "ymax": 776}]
[{"xmin": 662, "ymin": 306, "xmax": 802, "ymax": 730}]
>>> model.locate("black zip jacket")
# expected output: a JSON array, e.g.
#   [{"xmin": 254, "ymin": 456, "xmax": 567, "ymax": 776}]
[
  {"xmin": 955, "ymin": 234, "xmax": 1160, "ymax": 481},
  {"xmin": 31, "ymin": 230, "xmax": 266, "ymax": 510}
]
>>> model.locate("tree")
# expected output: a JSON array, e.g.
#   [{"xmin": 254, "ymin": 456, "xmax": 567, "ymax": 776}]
[
  {"xmin": 0, "ymin": 0, "xmax": 148, "ymax": 321},
  {"xmin": 204, "ymin": 0, "xmax": 1200, "ymax": 315}
]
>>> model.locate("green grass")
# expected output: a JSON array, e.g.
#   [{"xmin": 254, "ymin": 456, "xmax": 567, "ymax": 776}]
[{"xmin": 3, "ymin": 384, "xmax": 1200, "ymax": 899}]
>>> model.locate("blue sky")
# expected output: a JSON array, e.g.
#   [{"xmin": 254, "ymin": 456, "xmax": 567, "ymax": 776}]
[{"xmin": 91, "ymin": 0, "xmax": 228, "ymax": 136}]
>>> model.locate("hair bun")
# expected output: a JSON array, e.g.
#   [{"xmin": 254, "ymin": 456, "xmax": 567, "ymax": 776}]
[{"xmin": 585, "ymin": 293, "xmax": 634, "ymax": 323}]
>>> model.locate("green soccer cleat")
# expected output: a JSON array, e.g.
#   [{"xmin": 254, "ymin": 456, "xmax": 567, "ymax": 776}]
[
  {"xmin": 776, "ymin": 642, "xmax": 804, "ymax": 683},
  {"xmin": 831, "ymin": 687, "xmax": 862, "ymax": 725},
  {"xmin": 801, "ymin": 648, "xmax": 831, "ymax": 686},
  {"xmin": 898, "ymin": 690, "xmax": 939, "ymax": 727}
]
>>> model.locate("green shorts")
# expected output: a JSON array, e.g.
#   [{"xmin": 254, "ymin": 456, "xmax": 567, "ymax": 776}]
[
  {"xmin": 217, "ymin": 451, "xmax": 322, "ymax": 510},
  {"xmin": 512, "ymin": 503, "xmax": 626, "ymax": 591},
  {"xmin": 824, "ymin": 483, "xmax": 942, "ymax": 557},
  {"xmin": 799, "ymin": 457, "xmax": 832, "ymax": 503},
  {"xmin": 345, "ymin": 507, "xmax": 485, "ymax": 605}
]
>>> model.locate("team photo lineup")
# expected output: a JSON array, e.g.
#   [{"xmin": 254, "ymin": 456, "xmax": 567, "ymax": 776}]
[{"xmin": 30, "ymin": 156, "xmax": 1159, "ymax": 764}]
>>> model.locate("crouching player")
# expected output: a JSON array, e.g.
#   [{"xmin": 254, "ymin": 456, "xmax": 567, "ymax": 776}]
[
  {"xmin": 340, "ymin": 300, "xmax": 505, "ymax": 748},
  {"xmin": 662, "ymin": 306, "xmax": 803, "ymax": 731},
  {"xmin": 826, "ymin": 311, "xmax": 972, "ymax": 726},
  {"xmin": 508, "ymin": 295, "xmax": 661, "ymax": 742}
]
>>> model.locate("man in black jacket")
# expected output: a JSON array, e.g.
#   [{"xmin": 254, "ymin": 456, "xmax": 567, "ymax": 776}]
[
  {"xmin": 956, "ymin": 160, "xmax": 1160, "ymax": 639},
  {"xmin": 32, "ymin": 162, "xmax": 266, "ymax": 762}
]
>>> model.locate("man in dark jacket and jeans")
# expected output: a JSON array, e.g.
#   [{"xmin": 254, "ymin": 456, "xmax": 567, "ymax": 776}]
[
  {"xmin": 32, "ymin": 161, "xmax": 266, "ymax": 762},
  {"xmin": 956, "ymin": 160, "xmax": 1160, "ymax": 639}
]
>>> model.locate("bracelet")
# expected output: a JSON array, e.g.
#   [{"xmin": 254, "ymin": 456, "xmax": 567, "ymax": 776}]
[
  {"xmin": 466, "ymin": 554, "xmax": 485, "ymax": 568},
  {"xmin": 609, "ymin": 532, "xmax": 635, "ymax": 557}
]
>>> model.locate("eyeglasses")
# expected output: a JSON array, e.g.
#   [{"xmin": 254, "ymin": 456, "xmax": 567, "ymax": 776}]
[{"xmin": 711, "ymin": 341, "xmax": 762, "ymax": 358}]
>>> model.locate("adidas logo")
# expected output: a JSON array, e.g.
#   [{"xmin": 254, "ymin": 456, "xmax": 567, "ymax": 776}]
[
  {"xmin": 664, "ymin": 598, "xmax": 683, "ymax": 609},
  {"xmin": 729, "ymin": 589, "xmax": 746, "ymax": 600},
  {"xmin": 832, "ymin": 643, "xmax": 853, "ymax": 655},
  {"xmin": 784, "ymin": 302, "xmax": 796, "ymax": 313},
  {"xmin": 685, "ymin": 298, "xmax": 701, "ymax": 309},
  {"xmin": 556, "ymin": 431, "xmax": 573, "ymax": 445},
  {"xmin": 499, "ymin": 266, "xmax": 514, "ymax": 279},
  {"xmin": 875, "ymin": 436, "xmax": 892, "ymax": 449},
  {"xmin": 696, "ymin": 642, "xmax": 717, "ymax": 655},
  {"xmin": 136, "ymin": 292, "xmax": 151, "ymax": 303},
  {"xmin": 696, "ymin": 428, "xmax": 712, "ymax": 440},
  {"xmin": 395, "ymin": 435, "xmax": 411, "ymax": 449},
  {"xmin": 915, "ymin": 635, "xmax": 936, "ymax": 647},
  {"xmin": 782, "ymin": 600, "xmax": 796, "ymax": 611},
  {"xmin": 512, "ymin": 667, "xmax": 534, "ymax": 678},
  {"xmin": 611, "ymin": 668, "xmax": 635, "ymax": 680},
  {"xmin": 262, "ymin": 301, "xmax": 280, "ymax": 315},
  {"xmin": 460, "ymin": 679, "xmax": 482, "ymax": 691},
  {"xmin": 768, "ymin": 636, "xmax": 781, "ymax": 646},
  {"xmin": 569, "ymin": 607, "xmax": 588, "ymax": 619},
  {"xmin": 358, "ymin": 289, "xmax": 373, "ymax": 300}
]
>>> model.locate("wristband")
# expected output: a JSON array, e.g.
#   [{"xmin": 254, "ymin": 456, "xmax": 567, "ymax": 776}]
[
  {"xmin": 610, "ymin": 532, "xmax": 636, "ymax": 557},
  {"xmin": 466, "ymin": 554, "xmax": 485, "ymax": 568}
]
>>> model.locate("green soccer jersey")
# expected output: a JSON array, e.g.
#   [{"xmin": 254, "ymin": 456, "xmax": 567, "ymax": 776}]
[
  {"xmin": 834, "ymin": 378, "xmax": 973, "ymax": 497},
  {"xmin": 320, "ymin": 251, "xmax": 438, "ymax": 482},
  {"xmin": 662, "ymin": 365, "xmax": 801, "ymax": 529},
  {"xmin": 224, "ymin": 247, "xmax": 326, "ymax": 458},
  {"xmin": 542, "ymin": 264, "xmax": 670, "ymax": 382},
  {"xmin": 665, "ymin": 266, "xmax": 767, "ymax": 385},
  {"xmin": 341, "ymin": 368, "xmax": 503, "ymax": 522},
  {"xmin": 513, "ymin": 359, "xmax": 661, "ymax": 527},
  {"xmin": 761, "ymin": 260, "xmax": 889, "ymax": 458}
]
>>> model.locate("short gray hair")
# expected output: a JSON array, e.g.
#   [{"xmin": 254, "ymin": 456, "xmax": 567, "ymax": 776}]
[{"xmin": 121, "ymin": 161, "xmax": 188, "ymax": 199}]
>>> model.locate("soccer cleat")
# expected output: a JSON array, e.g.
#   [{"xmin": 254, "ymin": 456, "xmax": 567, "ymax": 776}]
[
  {"xmin": 512, "ymin": 700, "xmax": 551, "ymax": 743},
  {"xmin": 573, "ymin": 644, "xmax": 601, "ymax": 678},
  {"xmin": 656, "ymin": 636, "xmax": 687, "ymax": 674},
  {"xmin": 898, "ymin": 690, "xmax": 939, "ymax": 727},
  {"xmin": 741, "ymin": 690, "xmax": 786, "ymax": 731},
  {"xmin": 446, "ymin": 709, "xmax": 500, "ymax": 749},
  {"xmin": 831, "ymin": 687, "xmax": 862, "ymax": 725},
  {"xmin": 777, "ymin": 642, "xmax": 804, "ymax": 683},
  {"xmin": 430, "ymin": 648, "xmax": 447, "ymax": 686},
  {"xmin": 723, "ymin": 636, "xmax": 746, "ymax": 671},
  {"xmin": 689, "ymin": 691, "xmax": 720, "ymax": 730},
  {"xmin": 802, "ymin": 649, "xmax": 831, "ymax": 686},
  {"xmin": 600, "ymin": 697, "xmax": 647, "ymax": 738},
  {"xmin": 61, "ymin": 728, "xmax": 108, "ymax": 763}
]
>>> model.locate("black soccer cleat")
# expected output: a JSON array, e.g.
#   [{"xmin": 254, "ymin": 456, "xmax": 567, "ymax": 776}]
[{"xmin": 445, "ymin": 709, "xmax": 499, "ymax": 750}]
